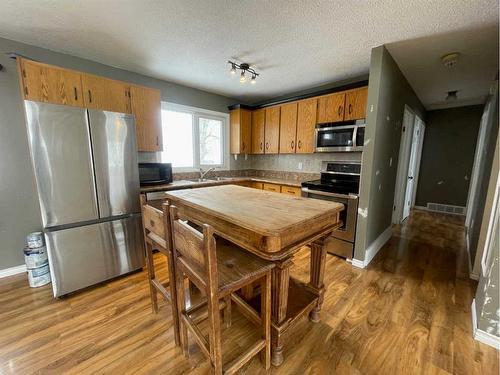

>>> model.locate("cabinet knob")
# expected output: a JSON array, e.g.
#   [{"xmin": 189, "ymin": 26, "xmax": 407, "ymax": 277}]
[
  {"xmin": 349, "ymin": 104, "xmax": 352, "ymax": 114},
  {"xmin": 74, "ymin": 87, "xmax": 78, "ymax": 101},
  {"xmin": 266, "ymin": 142, "xmax": 269, "ymax": 150},
  {"xmin": 298, "ymin": 140, "xmax": 302, "ymax": 149},
  {"xmin": 338, "ymin": 106, "xmax": 342, "ymax": 116},
  {"xmin": 260, "ymin": 142, "xmax": 263, "ymax": 150},
  {"xmin": 291, "ymin": 140, "xmax": 294, "ymax": 150},
  {"xmin": 88, "ymin": 90, "xmax": 92, "ymax": 103},
  {"xmin": 242, "ymin": 141, "xmax": 245, "ymax": 151}
]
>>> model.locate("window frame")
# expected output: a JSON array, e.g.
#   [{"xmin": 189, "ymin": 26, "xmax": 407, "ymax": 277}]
[{"xmin": 160, "ymin": 102, "xmax": 230, "ymax": 172}]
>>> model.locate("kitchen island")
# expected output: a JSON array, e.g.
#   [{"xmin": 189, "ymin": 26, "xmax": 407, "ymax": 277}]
[{"xmin": 159, "ymin": 184, "xmax": 343, "ymax": 366}]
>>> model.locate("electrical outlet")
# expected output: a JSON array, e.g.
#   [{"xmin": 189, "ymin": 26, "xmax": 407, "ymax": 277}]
[{"xmin": 298, "ymin": 162, "xmax": 303, "ymax": 170}]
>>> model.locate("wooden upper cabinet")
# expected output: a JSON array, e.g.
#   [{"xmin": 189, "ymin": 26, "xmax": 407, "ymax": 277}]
[
  {"xmin": 130, "ymin": 85, "xmax": 162, "ymax": 152},
  {"xmin": 81, "ymin": 74, "xmax": 131, "ymax": 114},
  {"xmin": 344, "ymin": 87, "xmax": 368, "ymax": 120},
  {"xmin": 317, "ymin": 92, "xmax": 345, "ymax": 123},
  {"xmin": 230, "ymin": 108, "xmax": 251, "ymax": 154},
  {"xmin": 296, "ymin": 98, "xmax": 317, "ymax": 154},
  {"xmin": 19, "ymin": 59, "xmax": 84, "ymax": 107},
  {"xmin": 251, "ymin": 109, "xmax": 265, "ymax": 154},
  {"xmin": 264, "ymin": 107, "xmax": 280, "ymax": 154},
  {"xmin": 279, "ymin": 103, "xmax": 298, "ymax": 154}
]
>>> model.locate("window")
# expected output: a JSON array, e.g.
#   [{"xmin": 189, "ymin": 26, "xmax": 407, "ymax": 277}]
[{"xmin": 160, "ymin": 103, "xmax": 228, "ymax": 170}]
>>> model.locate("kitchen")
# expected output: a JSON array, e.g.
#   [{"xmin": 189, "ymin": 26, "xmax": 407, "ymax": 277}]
[{"xmin": 0, "ymin": 1, "xmax": 499, "ymax": 374}]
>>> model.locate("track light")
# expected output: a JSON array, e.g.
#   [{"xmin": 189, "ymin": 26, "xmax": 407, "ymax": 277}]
[{"xmin": 228, "ymin": 60, "xmax": 259, "ymax": 84}]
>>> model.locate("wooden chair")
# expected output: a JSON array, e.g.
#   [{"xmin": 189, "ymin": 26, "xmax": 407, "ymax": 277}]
[
  {"xmin": 140, "ymin": 195, "xmax": 180, "ymax": 345},
  {"xmin": 170, "ymin": 204, "xmax": 274, "ymax": 375}
]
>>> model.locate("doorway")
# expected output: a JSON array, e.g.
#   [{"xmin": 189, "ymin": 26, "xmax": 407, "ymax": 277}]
[{"xmin": 393, "ymin": 106, "xmax": 426, "ymax": 224}]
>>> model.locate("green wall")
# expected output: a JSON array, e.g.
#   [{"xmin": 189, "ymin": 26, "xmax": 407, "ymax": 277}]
[
  {"xmin": 415, "ymin": 105, "xmax": 482, "ymax": 207},
  {"xmin": 0, "ymin": 37, "xmax": 236, "ymax": 270},
  {"xmin": 354, "ymin": 45, "xmax": 425, "ymax": 263}
]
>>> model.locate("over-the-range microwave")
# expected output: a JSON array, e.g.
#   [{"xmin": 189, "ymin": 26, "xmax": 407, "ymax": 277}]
[{"xmin": 315, "ymin": 121, "xmax": 365, "ymax": 152}]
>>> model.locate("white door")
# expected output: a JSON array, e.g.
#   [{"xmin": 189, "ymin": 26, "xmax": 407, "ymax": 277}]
[{"xmin": 402, "ymin": 119, "xmax": 422, "ymax": 220}]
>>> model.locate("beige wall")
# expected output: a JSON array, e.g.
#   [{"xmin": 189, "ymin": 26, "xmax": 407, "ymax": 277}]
[{"xmin": 354, "ymin": 45, "xmax": 425, "ymax": 262}]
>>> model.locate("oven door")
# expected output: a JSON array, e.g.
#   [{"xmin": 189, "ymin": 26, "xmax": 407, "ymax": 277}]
[{"xmin": 301, "ymin": 188, "xmax": 358, "ymax": 242}]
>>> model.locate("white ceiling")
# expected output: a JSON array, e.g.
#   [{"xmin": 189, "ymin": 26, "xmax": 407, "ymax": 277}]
[
  {"xmin": 386, "ymin": 24, "xmax": 499, "ymax": 110},
  {"xmin": 0, "ymin": 0, "xmax": 498, "ymax": 105}
]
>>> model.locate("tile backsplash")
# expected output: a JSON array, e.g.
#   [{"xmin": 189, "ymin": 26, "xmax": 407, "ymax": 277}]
[{"xmin": 139, "ymin": 151, "xmax": 362, "ymax": 173}]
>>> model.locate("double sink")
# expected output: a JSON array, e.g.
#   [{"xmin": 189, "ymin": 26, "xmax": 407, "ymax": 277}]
[{"xmin": 187, "ymin": 177, "xmax": 235, "ymax": 183}]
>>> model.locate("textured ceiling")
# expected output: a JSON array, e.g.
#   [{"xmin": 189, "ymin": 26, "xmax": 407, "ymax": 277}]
[
  {"xmin": 0, "ymin": 0, "xmax": 497, "ymax": 105},
  {"xmin": 386, "ymin": 25, "xmax": 499, "ymax": 110}
]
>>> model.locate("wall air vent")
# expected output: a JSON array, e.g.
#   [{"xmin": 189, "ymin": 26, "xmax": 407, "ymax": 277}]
[{"xmin": 427, "ymin": 202, "xmax": 466, "ymax": 216}]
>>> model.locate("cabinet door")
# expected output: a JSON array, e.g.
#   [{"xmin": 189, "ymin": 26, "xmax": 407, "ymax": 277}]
[
  {"xmin": 20, "ymin": 59, "xmax": 84, "ymax": 107},
  {"xmin": 230, "ymin": 109, "xmax": 251, "ymax": 154},
  {"xmin": 317, "ymin": 92, "xmax": 345, "ymax": 123},
  {"xmin": 82, "ymin": 74, "xmax": 131, "ymax": 114},
  {"xmin": 264, "ymin": 107, "xmax": 280, "ymax": 154},
  {"xmin": 296, "ymin": 98, "xmax": 317, "ymax": 154},
  {"xmin": 344, "ymin": 87, "xmax": 368, "ymax": 120},
  {"xmin": 251, "ymin": 109, "xmax": 265, "ymax": 154},
  {"xmin": 130, "ymin": 85, "xmax": 162, "ymax": 151},
  {"xmin": 279, "ymin": 103, "xmax": 298, "ymax": 154}
]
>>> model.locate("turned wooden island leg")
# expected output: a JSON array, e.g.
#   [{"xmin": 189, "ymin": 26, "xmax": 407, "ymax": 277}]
[
  {"xmin": 271, "ymin": 258, "xmax": 293, "ymax": 367},
  {"xmin": 308, "ymin": 240, "xmax": 327, "ymax": 323}
]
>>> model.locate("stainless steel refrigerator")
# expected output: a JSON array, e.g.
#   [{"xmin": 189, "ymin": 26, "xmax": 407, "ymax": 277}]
[{"xmin": 24, "ymin": 101, "xmax": 144, "ymax": 297}]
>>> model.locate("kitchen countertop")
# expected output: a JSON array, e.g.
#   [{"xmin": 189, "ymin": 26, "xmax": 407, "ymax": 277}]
[{"xmin": 140, "ymin": 176, "xmax": 305, "ymax": 193}]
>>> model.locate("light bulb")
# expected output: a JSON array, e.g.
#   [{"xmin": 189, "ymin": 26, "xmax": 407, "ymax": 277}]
[
  {"xmin": 230, "ymin": 64, "xmax": 236, "ymax": 75},
  {"xmin": 240, "ymin": 71, "xmax": 246, "ymax": 83},
  {"xmin": 251, "ymin": 74, "xmax": 256, "ymax": 84}
]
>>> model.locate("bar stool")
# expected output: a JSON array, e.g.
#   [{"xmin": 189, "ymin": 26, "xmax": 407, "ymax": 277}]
[
  {"xmin": 170, "ymin": 204, "xmax": 274, "ymax": 375},
  {"xmin": 140, "ymin": 195, "xmax": 180, "ymax": 345}
]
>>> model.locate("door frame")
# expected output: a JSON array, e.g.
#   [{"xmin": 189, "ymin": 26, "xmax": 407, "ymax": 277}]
[
  {"xmin": 392, "ymin": 105, "xmax": 416, "ymax": 224},
  {"xmin": 411, "ymin": 116, "xmax": 426, "ymax": 207}
]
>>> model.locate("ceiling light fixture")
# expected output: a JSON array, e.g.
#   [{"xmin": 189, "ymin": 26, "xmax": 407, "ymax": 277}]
[
  {"xmin": 445, "ymin": 90, "xmax": 458, "ymax": 101},
  {"xmin": 228, "ymin": 61, "xmax": 259, "ymax": 84},
  {"xmin": 441, "ymin": 52, "xmax": 460, "ymax": 68}
]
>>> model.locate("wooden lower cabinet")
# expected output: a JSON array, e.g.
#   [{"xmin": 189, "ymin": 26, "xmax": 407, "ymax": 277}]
[
  {"xmin": 280, "ymin": 186, "xmax": 302, "ymax": 197},
  {"xmin": 263, "ymin": 183, "xmax": 280, "ymax": 193}
]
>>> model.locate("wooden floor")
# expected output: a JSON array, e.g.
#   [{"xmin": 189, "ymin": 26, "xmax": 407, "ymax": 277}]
[{"xmin": 0, "ymin": 210, "xmax": 498, "ymax": 374}]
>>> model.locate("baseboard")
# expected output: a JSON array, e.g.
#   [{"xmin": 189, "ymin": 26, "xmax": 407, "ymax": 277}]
[
  {"xmin": 0, "ymin": 264, "xmax": 26, "ymax": 278},
  {"xmin": 471, "ymin": 299, "xmax": 500, "ymax": 350},
  {"xmin": 351, "ymin": 259, "xmax": 365, "ymax": 268},
  {"xmin": 351, "ymin": 226, "xmax": 392, "ymax": 269},
  {"xmin": 469, "ymin": 272, "xmax": 480, "ymax": 281},
  {"xmin": 364, "ymin": 226, "xmax": 392, "ymax": 267}
]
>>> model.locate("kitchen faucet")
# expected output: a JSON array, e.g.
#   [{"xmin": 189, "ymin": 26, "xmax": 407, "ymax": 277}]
[{"xmin": 199, "ymin": 167, "xmax": 216, "ymax": 180}]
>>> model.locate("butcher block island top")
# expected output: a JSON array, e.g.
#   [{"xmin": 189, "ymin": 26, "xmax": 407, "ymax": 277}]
[{"xmin": 162, "ymin": 184, "xmax": 343, "ymax": 259}]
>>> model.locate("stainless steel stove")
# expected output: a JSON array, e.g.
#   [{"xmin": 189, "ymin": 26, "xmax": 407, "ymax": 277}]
[{"xmin": 301, "ymin": 161, "xmax": 361, "ymax": 259}]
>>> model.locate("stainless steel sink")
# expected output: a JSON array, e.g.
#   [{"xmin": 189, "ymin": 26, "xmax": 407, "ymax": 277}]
[{"xmin": 213, "ymin": 177, "xmax": 235, "ymax": 181}]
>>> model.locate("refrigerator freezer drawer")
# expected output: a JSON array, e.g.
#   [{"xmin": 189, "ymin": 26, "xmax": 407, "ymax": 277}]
[{"xmin": 45, "ymin": 215, "xmax": 145, "ymax": 297}]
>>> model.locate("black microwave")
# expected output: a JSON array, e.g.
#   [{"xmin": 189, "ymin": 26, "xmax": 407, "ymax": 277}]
[{"xmin": 138, "ymin": 163, "xmax": 173, "ymax": 186}]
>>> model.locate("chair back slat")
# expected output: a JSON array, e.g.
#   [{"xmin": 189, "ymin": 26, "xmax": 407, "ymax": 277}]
[
  {"xmin": 143, "ymin": 205, "xmax": 165, "ymax": 239},
  {"xmin": 172, "ymin": 219, "xmax": 207, "ymax": 272}
]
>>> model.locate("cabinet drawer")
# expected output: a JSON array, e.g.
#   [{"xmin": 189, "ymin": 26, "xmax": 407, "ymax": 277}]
[
  {"xmin": 263, "ymin": 183, "xmax": 280, "ymax": 192},
  {"xmin": 280, "ymin": 186, "xmax": 302, "ymax": 196}
]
